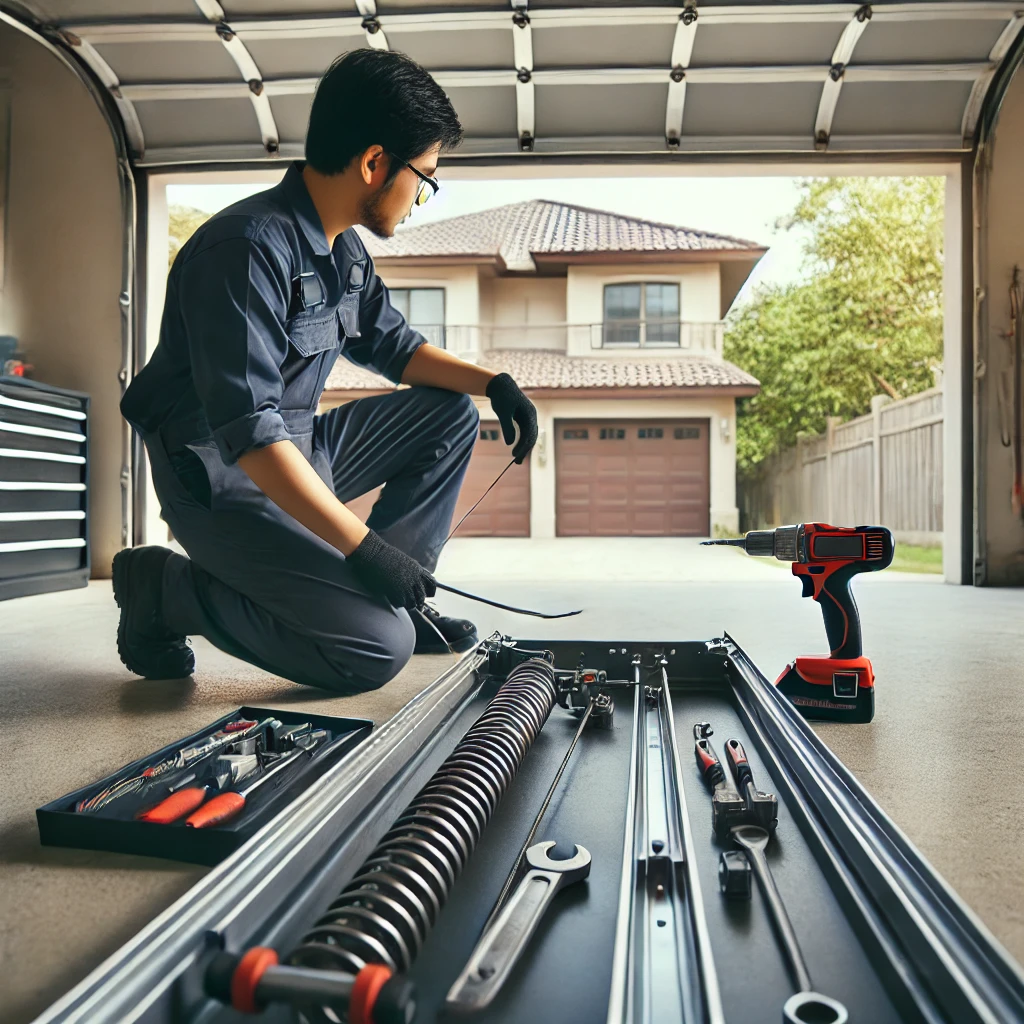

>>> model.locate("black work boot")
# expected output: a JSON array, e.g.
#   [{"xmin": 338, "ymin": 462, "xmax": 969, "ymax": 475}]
[
  {"xmin": 412, "ymin": 603, "xmax": 479, "ymax": 654},
  {"xmin": 112, "ymin": 546, "xmax": 195, "ymax": 679}
]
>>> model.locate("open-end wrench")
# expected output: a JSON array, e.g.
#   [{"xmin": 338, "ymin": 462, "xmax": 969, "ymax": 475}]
[
  {"xmin": 446, "ymin": 841, "xmax": 591, "ymax": 1012},
  {"xmin": 731, "ymin": 826, "xmax": 848, "ymax": 1024}
]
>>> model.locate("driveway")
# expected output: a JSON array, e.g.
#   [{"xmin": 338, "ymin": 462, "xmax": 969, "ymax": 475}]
[{"xmin": 435, "ymin": 536, "xmax": 939, "ymax": 584}]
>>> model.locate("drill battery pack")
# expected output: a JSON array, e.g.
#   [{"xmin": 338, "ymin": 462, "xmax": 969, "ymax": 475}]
[{"xmin": 775, "ymin": 655, "xmax": 875, "ymax": 724}]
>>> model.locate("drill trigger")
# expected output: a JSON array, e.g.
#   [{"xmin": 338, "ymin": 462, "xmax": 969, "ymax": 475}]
[{"xmin": 799, "ymin": 574, "xmax": 815, "ymax": 599}]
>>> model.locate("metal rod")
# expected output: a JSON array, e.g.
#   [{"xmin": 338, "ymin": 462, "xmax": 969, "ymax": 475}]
[
  {"xmin": 483, "ymin": 697, "xmax": 595, "ymax": 930},
  {"xmin": 444, "ymin": 457, "xmax": 516, "ymax": 545}
]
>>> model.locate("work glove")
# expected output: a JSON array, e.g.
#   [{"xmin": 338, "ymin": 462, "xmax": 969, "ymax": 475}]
[
  {"xmin": 486, "ymin": 373, "xmax": 538, "ymax": 464},
  {"xmin": 347, "ymin": 530, "xmax": 436, "ymax": 610}
]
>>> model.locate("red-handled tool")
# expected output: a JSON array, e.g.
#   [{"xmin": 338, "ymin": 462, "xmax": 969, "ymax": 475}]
[
  {"xmin": 186, "ymin": 748, "xmax": 308, "ymax": 829},
  {"xmin": 703, "ymin": 524, "xmax": 894, "ymax": 722},
  {"xmin": 693, "ymin": 723, "xmax": 745, "ymax": 840},
  {"xmin": 136, "ymin": 755, "xmax": 258, "ymax": 824},
  {"xmin": 724, "ymin": 739, "xmax": 777, "ymax": 834},
  {"xmin": 138, "ymin": 786, "xmax": 208, "ymax": 824}
]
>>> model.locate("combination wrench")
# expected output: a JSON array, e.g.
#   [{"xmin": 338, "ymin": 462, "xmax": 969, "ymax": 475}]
[
  {"xmin": 446, "ymin": 841, "xmax": 591, "ymax": 1012},
  {"xmin": 731, "ymin": 825, "xmax": 848, "ymax": 1024}
]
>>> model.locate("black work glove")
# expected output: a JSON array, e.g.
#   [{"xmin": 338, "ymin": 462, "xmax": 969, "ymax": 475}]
[
  {"xmin": 347, "ymin": 530, "xmax": 436, "ymax": 610},
  {"xmin": 486, "ymin": 373, "xmax": 538, "ymax": 464}
]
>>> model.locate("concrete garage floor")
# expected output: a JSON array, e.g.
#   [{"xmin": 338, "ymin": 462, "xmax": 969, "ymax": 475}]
[{"xmin": 2, "ymin": 538, "xmax": 1023, "ymax": 1021}]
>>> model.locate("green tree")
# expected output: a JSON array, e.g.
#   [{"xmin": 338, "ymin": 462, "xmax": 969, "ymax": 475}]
[
  {"xmin": 168, "ymin": 204, "xmax": 212, "ymax": 269},
  {"xmin": 724, "ymin": 177, "xmax": 944, "ymax": 472}
]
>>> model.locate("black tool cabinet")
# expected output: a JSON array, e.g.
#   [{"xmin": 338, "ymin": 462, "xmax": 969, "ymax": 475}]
[{"xmin": 0, "ymin": 376, "xmax": 90, "ymax": 601}]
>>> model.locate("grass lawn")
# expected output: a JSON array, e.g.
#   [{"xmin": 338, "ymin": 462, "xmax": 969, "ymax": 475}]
[
  {"xmin": 889, "ymin": 543, "xmax": 943, "ymax": 574},
  {"xmin": 733, "ymin": 541, "xmax": 943, "ymax": 574}
]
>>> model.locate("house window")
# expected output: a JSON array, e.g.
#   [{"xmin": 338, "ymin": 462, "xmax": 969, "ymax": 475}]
[
  {"xmin": 600, "ymin": 427, "xmax": 626, "ymax": 440},
  {"xmin": 603, "ymin": 283, "xmax": 680, "ymax": 347},
  {"xmin": 638, "ymin": 427, "xmax": 664, "ymax": 439},
  {"xmin": 391, "ymin": 287, "xmax": 445, "ymax": 348}
]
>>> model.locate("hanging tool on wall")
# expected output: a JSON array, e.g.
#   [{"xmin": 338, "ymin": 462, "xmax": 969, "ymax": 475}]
[
  {"xmin": 1010, "ymin": 267, "xmax": 1023, "ymax": 519},
  {"xmin": 703, "ymin": 524, "xmax": 894, "ymax": 722}
]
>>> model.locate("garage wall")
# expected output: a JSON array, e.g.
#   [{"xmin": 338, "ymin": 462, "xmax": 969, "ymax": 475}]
[
  {"xmin": 0, "ymin": 25, "xmax": 125, "ymax": 576},
  {"xmin": 979, "ymin": 66, "xmax": 1024, "ymax": 584},
  {"xmin": 565, "ymin": 262, "xmax": 721, "ymax": 357},
  {"xmin": 527, "ymin": 395, "xmax": 738, "ymax": 538}
]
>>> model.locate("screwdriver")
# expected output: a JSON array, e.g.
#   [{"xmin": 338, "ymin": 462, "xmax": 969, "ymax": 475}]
[
  {"xmin": 185, "ymin": 746, "xmax": 310, "ymax": 829},
  {"xmin": 136, "ymin": 754, "xmax": 258, "ymax": 824},
  {"xmin": 185, "ymin": 727, "xmax": 346, "ymax": 829}
]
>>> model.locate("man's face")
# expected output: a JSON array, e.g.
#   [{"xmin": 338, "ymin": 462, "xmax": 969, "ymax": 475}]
[{"xmin": 360, "ymin": 145, "xmax": 440, "ymax": 239}]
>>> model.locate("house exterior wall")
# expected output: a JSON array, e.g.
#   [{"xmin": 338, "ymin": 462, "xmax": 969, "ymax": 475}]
[
  {"xmin": 378, "ymin": 264, "xmax": 481, "ymax": 357},
  {"xmin": 478, "ymin": 276, "xmax": 567, "ymax": 350},
  {"xmin": 565, "ymin": 262, "xmax": 722, "ymax": 357},
  {"xmin": 0, "ymin": 25, "xmax": 125, "ymax": 574},
  {"xmin": 471, "ymin": 393, "xmax": 739, "ymax": 537},
  {"xmin": 376, "ymin": 259, "xmax": 725, "ymax": 360}
]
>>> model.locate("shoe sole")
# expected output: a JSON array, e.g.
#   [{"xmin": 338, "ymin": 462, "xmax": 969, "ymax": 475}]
[{"xmin": 112, "ymin": 548, "xmax": 195, "ymax": 679}]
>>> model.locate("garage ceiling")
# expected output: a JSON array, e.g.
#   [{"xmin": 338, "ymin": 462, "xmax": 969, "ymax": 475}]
[{"xmin": 11, "ymin": 1, "xmax": 1024, "ymax": 165}]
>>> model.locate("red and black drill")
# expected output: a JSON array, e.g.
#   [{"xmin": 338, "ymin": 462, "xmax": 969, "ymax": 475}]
[{"xmin": 703, "ymin": 524, "xmax": 894, "ymax": 723}]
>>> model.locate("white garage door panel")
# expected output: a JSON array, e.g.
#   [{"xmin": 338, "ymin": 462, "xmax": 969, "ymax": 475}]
[{"xmin": 23, "ymin": 1, "xmax": 1024, "ymax": 163}]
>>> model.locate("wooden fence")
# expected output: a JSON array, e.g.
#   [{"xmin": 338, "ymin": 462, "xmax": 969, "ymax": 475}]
[{"xmin": 739, "ymin": 388, "xmax": 944, "ymax": 545}]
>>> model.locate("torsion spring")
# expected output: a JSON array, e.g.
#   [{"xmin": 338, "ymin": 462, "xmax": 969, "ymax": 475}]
[{"xmin": 281, "ymin": 658, "xmax": 558, "ymax": 1014}]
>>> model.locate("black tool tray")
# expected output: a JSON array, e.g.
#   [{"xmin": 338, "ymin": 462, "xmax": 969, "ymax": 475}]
[{"xmin": 37, "ymin": 706, "xmax": 372, "ymax": 866}]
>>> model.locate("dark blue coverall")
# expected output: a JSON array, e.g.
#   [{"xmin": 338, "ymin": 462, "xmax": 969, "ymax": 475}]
[{"xmin": 121, "ymin": 163, "xmax": 479, "ymax": 692}]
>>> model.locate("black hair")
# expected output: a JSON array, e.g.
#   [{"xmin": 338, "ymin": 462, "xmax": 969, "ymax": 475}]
[{"xmin": 306, "ymin": 49, "xmax": 463, "ymax": 179}]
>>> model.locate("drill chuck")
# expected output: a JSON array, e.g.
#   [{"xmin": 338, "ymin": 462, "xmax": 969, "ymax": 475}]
[{"xmin": 742, "ymin": 530, "xmax": 776, "ymax": 557}]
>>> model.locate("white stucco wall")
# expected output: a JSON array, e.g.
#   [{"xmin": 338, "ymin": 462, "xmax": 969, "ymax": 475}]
[
  {"xmin": 478, "ymin": 276, "xmax": 567, "ymax": 350},
  {"xmin": 470, "ymin": 394, "xmax": 739, "ymax": 537}
]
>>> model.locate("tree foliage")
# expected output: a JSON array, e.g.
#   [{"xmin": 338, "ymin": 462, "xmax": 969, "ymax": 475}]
[
  {"xmin": 723, "ymin": 177, "xmax": 944, "ymax": 472},
  {"xmin": 168, "ymin": 205, "xmax": 212, "ymax": 269}
]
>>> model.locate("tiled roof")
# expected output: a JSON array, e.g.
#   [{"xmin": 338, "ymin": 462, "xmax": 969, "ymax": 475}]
[
  {"xmin": 326, "ymin": 350, "xmax": 759, "ymax": 392},
  {"xmin": 359, "ymin": 200, "xmax": 763, "ymax": 272}
]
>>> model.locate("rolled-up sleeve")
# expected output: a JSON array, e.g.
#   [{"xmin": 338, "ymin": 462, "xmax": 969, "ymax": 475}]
[
  {"xmin": 344, "ymin": 245, "xmax": 426, "ymax": 385},
  {"xmin": 179, "ymin": 238, "xmax": 292, "ymax": 464}
]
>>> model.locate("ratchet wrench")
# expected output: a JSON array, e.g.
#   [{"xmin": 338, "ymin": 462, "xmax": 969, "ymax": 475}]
[
  {"xmin": 446, "ymin": 841, "xmax": 591, "ymax": 1012},
  {"xmin": 731, "ymin": 825, "xmax": 848, "ymax": 1024}
]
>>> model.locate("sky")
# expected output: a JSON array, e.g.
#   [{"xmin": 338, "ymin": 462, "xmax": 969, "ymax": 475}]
[{"xmin": 168, "ymin": 175, "xmax": 813, "ymax": 306}]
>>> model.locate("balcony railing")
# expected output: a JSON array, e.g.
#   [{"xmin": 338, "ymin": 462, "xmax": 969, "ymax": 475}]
[{"xmin": 411, "ymin": 322, "xmax": 725, "ymax": 362}]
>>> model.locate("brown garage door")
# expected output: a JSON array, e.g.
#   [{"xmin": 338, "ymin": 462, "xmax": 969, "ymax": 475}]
[
  {"xmin": 345, "ymin": 421, "xmax": 530, "ymax": 537},
  {"xmin": 556, "ymin": 420, "xmax": 709, "ymax": 536}
]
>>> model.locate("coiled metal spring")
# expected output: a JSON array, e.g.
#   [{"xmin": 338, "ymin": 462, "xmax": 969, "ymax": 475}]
[{"xmin": 289, "ymin": 658, "xmax": 557, "ymax": 982}]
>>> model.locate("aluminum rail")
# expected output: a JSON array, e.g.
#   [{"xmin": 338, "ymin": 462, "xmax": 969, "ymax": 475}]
[
  {"xmin": 718, "ymin": 635, "xmax": 1024, "ymax": 1024},
  {"xmin": 34, "ymin": 647, "xmax": 488, "ymax": 1024}
]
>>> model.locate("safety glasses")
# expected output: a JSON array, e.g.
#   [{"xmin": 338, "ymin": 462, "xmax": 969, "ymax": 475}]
[{"xmin": 390, "ymin": 153, "xmax": 439, "ymax": 207}]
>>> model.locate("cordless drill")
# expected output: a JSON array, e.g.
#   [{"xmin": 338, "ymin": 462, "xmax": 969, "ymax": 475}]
[{"xmin": 703, "ymin": 524, "xmax": 894, "ymax": 723}]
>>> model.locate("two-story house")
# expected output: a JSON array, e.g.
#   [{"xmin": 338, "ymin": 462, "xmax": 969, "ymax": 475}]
[{"xmin": 322, "ymin": 200, "xmax": 763, "ymax": 539}]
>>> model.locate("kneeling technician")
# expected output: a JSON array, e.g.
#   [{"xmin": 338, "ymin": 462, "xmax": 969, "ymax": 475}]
[{"xmin": 117, "ymin": 49, "xmax": 537, "ymax": 692}]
